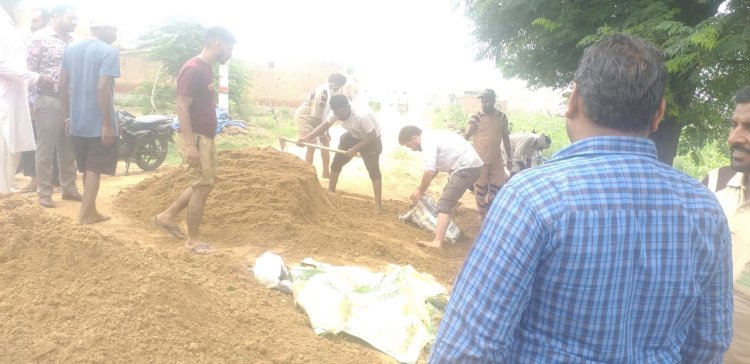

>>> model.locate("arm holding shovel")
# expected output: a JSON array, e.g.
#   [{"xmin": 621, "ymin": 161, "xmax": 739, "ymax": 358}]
[{"xmin": 298, "ymin": 119, "xmax": 332, "ymax": 145}]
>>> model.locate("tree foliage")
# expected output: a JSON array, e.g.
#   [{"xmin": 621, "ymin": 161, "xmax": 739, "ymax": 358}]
[
  {"xmin": 136, "ymin": 18, "xmax": 252, "ymax": 120},
  {"xmin": 464, "ymin": 0, "xmax": 750, "ymax": 164}
]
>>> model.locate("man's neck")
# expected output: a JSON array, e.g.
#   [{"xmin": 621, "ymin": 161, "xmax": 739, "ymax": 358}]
[
  {"xmin": 568, "ymin": 116, "xmax": 649, "ymax": 143},
  {"xmin": 52, "ymin": 25, "xmax": 69, "ymax": 39},
  {"xmin": 197, "ymin": 50, "xmax": 216, "ymax": 66}
]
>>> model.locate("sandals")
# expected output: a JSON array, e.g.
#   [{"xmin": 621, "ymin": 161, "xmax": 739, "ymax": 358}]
[
  {"xmin": 152, "ymin": 215, "xmax": 186, "ymax": 239},
  {"xmin": 185, "ymin": 243, "xmax": 214, "ymax": 255}
]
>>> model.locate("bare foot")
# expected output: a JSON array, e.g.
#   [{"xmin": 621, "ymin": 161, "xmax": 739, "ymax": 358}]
[
  {"xmin": 373, "ymin": 204, "xmax": 383, "ymax": 215},
  {"xmin": 80, "ymin": 213, "xmax": 111, "ymax": 225},
  {"xmin": 321, "ymin": 172, "xmax": 330, "ymax": 179},
  {"xmin": 417, "ymin": 239, "xmax": 443, "ymax": 249}
]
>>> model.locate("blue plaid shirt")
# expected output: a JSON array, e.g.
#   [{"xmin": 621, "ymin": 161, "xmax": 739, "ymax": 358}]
[{"xmin": 430, "ymin": 136, "xmax": 733, "ymax": 363}]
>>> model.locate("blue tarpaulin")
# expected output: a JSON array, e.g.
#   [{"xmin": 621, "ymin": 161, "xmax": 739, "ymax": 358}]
[{"xmin": 171, "ymin": 108, "xmax": 248, "ymax": 135}]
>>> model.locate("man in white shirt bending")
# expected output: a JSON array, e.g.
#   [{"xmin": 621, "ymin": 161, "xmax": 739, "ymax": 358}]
[
  {"xmin": 301, "ymin": 95, "xmax": 383, "ymax": 213},
  {"xmin": 399, "ymin": 125, "xmax": 484, "ymax": 248}
]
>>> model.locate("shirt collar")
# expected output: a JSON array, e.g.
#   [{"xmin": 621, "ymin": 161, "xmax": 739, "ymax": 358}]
[
  {"xmin": 38, "ymin": 26, "xmax": 73, "ymax": 43},
  {"xmin": 551, "ymin": 136, "xmax": 658, "ymax": 162},
  {"xmin": 727, "ymin": 171, "xmax": 746, "ymax": 188}
]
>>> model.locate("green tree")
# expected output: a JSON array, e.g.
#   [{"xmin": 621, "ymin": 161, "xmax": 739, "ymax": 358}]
[
  {"xmin": 136, "ymin": 18, "xmax": 252, "ymax": 120},
  {"xmin": 464, "ymin": 0, "xmax": 750, "ymax": 165}
]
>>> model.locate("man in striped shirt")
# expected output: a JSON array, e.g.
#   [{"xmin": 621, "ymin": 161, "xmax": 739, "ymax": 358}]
[{"xmin": 429, "ymin": 34, "xmax": 733, "ymax": 363}]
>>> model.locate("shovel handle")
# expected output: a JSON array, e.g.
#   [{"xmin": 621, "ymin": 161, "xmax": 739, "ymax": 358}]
[{"xmin": 280, "ymin": 137, "xmax": 359, "ymax": 157}]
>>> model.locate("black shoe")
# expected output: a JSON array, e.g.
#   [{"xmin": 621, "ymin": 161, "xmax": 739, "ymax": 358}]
[
  {"xmin": 39, "ymin": 195, "xmax": 55, "ymax": 208},
  {"xmin": 61, "ymin": 191, "xmax": 83, "ymax": 201}
]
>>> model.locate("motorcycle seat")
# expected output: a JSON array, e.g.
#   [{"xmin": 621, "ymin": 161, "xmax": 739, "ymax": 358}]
[{"xmin": 134, "ymin": 115, "xmax": 171, "ymax": 130}]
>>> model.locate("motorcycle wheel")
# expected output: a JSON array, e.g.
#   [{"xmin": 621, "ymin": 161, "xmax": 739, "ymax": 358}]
[{"xmin": 135, "ymin": 135, "xmax": 169, "ymax": 171}]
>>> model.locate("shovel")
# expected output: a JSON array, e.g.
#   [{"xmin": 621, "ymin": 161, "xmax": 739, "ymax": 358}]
[{"xmin": 278, "ymin": 137, "xmax": 360, "ymax": 157}]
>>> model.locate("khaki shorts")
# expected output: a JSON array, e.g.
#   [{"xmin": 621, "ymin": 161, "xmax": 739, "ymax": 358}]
[{"xmin": 176, "ymin": 132, "xmax": 218, "ymax": 187}]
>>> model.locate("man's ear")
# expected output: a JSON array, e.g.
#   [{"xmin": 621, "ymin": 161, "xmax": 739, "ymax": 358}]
[
  {"xmin": 650, "ymin": 98, "xmax": 666, "ymax": 133},
  {"xmin": 565, "ymin": 82, "xmax": 581, "ymax": 120}
]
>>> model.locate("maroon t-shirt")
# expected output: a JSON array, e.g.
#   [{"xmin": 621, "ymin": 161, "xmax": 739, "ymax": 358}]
[{"xmin": 176, "ymin": 57, "xmax": 217, "ymax": 138}]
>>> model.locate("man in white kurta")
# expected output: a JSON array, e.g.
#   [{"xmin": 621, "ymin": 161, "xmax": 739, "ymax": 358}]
[{"xmin": 0, "ymin": 1, "xmax": 38, "ymax": 192}]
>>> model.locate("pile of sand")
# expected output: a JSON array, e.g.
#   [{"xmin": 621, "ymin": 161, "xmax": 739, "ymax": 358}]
[
  {"xmin": 116, "ymin": 148, "xmax": 475, "ymax": 281},
  {"xmin": 0, "ymin": 148, "xmax": 480, "ymax": 362},
  {"xmin": 0, "ymin": 195, "xmax": 384, "ymax": 363}
]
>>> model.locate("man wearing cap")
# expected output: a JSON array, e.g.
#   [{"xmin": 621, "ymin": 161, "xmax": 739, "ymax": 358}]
[
  {"xmin": 464, "ymin": 89, "xmax": 512, "ymax": 220},
  {"xmin": 27, "ymin": 4, "xmax": 81, "ymax": 208},
  {"xmin": 59, "ymin": 19, "xmax": 119, "ymax": 224}
]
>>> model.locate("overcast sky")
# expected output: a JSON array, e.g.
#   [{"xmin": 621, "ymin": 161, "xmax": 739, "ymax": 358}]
[{"xmin": 21, "ymin": 0, "xmax": 561, "ymax": 109}]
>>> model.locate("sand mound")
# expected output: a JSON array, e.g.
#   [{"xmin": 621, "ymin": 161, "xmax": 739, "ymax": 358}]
[
  {"xmin": 0, "ymin": 195, "xmax": 383, "ymax": 363},
  {"xmin": 116, "ymin": 148, "xmax": 474, "ymax": 282},
  {"xmin": 120, "ymin": 148, "xmax": 332, "ymax": 233}
]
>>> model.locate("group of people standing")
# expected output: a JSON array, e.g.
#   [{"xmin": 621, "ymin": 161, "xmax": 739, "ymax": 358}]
[{"xmin": 1, "ymin": 1, "xmax": 119, "ymax": 224}]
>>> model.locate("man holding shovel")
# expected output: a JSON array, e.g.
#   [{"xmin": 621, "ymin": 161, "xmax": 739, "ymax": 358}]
[{"xmin": 300, "ymin": 95, "xmax": 383, "ymax": 213}]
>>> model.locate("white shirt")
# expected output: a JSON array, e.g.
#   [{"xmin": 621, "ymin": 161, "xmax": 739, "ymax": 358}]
[
  {"xmin": 0, "ymin": 9, "xmax": 37, "ymax": 154},
  {"xmin": 421, "ymin": 130, "xmax": 484, "ymax": 173},
  {"xmin": 327, "ymin": 107, "xmax": 380, "ymax": 140},
  {"xmin": 705, "ymin": 168, "xmax": 750, "ymax": 283}
]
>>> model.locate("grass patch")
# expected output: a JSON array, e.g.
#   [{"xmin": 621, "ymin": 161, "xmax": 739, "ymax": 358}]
[{"xmin": 673, "ymin": 140, "xmax": 729, "ymax": 179}]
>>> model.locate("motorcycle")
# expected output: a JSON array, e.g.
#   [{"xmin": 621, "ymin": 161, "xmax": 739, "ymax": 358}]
[{"xmin": 116, "ymin": 110, "xmax": 174, "ymax": 175}]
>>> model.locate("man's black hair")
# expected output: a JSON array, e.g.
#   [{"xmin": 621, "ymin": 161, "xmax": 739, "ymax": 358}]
[
  {"xmin": 735, "ymin": 86, "xmax": 750, "ymax": 105},
  {"xmin": 398, "ymin": 125, "xmax": 422, "ymax": 144},
  {"xmin": 204, "ymin": 26, "xmax": 236, "ymax": 46},
  {"xmin": 574, "ymin": 33, "xmax": 666, "ymax": 132},
  {"xmin": 329, "ymin": 94, "xmax": 349, "ymax": 110}
]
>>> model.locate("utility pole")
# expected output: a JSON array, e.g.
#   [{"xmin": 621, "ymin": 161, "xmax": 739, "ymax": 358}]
[{"xmin": 218, "ymin": 64, "xmax": 229, "ymax": 113}]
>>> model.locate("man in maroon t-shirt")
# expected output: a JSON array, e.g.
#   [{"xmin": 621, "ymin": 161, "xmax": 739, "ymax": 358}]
[{"xmin": 153, "ymin": 27, "xmax": 236, "ymax": 255}]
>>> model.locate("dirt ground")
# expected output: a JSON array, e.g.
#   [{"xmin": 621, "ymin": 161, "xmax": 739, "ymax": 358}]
[{"xmin": 1, "ymin": 114, "xmax": 481, "ymax": 363}]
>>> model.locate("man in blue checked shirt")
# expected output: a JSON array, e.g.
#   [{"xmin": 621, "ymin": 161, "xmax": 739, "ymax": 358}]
[{"xmin": 429, "ymin": 34, "xmax": 733, "ymax": 363}]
